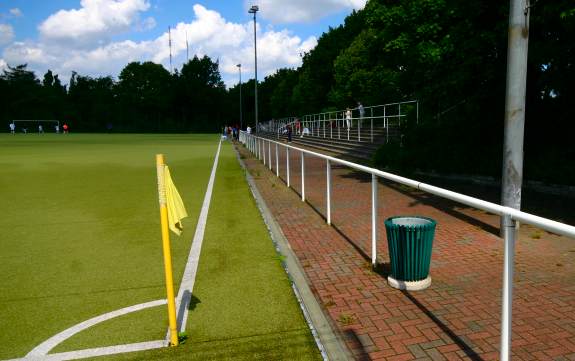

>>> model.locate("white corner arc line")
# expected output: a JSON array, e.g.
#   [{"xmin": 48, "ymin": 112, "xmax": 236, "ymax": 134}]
[
  {"xmin": 169, "ymin": 139, "xmax": 222, "ymax": 340},
  {"xmin": 17, "ymin": 340, "xmax": 166, "ymax": 361},
  {"xmin": 25, "ymin": 299, "xmax": 167, "ymax": 357}
]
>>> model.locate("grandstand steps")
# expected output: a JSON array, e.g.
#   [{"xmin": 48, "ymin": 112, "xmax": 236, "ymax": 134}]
[{"xmin": 259, "ymin": 125, "xmax": 400, "ymax": 161}]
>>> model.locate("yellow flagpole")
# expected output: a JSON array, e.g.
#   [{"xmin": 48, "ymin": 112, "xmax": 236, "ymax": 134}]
[{"xmin": 156, "ymin": 154, "xmax": 179, "ymax": 346}]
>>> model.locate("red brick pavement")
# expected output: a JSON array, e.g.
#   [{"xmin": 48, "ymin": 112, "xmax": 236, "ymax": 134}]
[{"xmin": 237, "ymin": 140, "xmax": 575, "ymax": 361}]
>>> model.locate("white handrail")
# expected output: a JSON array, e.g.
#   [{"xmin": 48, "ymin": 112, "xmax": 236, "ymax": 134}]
[{"xmin": 238, "ymin": 130, "xmax": 575, "ymax": 361}]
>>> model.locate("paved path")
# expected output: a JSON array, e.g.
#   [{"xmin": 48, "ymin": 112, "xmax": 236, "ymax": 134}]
[{"xmin": 237, "ymin": 141, "xmax": 575, "ymax": 361}]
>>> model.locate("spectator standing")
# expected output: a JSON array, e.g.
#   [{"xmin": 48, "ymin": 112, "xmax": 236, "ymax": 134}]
[
  {"xmin": 345, "ymin": 108, "xmax": 352, "ymax": 130},
  {"xmin": 357, "ymin": 102, "xmax": 365, "ymax": 129},
  {"xmin": 247, "ymin": 125, "xmax": 252, "ymax": 134}
]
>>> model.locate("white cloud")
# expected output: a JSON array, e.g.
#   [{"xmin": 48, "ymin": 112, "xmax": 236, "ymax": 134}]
[
  {"xmin": 3, "ymin": 4, "xmax": 317, "ymax": 86},
  {"xmin": 137, "ymin": 16, "xmax": 156, "ymax": 31},
  {"xmin": 0, "ymin": 58, "xmax": 7, "ymax": 72},
  {"xmin": 9, "ymin": 8, "xmax": 23, "ymax": 17},
  {"xmin": 38, "ymin": 0, "xmax": 150, "ymax": 46},
  {"xmin": 0, "ymin": 23, "xmax": 14, "ymax": 45},
  {"xmin": 248, "ymin": 0, "xmax": 367, "ymax": 23}
]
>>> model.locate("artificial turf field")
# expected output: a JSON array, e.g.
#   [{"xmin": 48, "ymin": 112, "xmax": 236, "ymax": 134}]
[{"xmin": 0, "ymin": 134, "xmax": 321, "ymax": 360}]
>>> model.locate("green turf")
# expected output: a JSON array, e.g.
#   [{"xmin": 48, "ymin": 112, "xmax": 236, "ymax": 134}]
[
  {"xmin": 0, "ymin": 136, "xmax": 320, "ymax": 360},
  {"xmin": 0, "ymin": 134, "xmax": 217, "ymax": 358},
  {"xmin": 182, "ymin": 142, "xmax": 321, "ymax": 360}
]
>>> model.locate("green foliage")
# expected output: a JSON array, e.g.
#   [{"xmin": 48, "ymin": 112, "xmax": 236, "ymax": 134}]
[{"xmin": 0, "ymin": 56, "xmax": 229, "ymax": 133}]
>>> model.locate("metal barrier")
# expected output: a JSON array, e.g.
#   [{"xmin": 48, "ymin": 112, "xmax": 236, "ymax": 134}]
[
  {"xmin": 301, "ymin": 100, "xmax": 418, "ymax": 143},
  {"xmin": 238, "ymin": 130, "xmax": 575, "ymax": 361},
  {"xmin": 259, "ymin": 100, "xmax": 418, "ymax": 143}
]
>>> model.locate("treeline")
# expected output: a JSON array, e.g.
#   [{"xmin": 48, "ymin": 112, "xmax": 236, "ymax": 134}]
[
  {"xmin": 0, "ymin": 56, "xmax": 231, "ymax": 132},
  {"xmin": 251, "ymin": 0, "xmax": 574, "ymax": 184},
  {"xmin": 1, "ymin": 0, "xmax": 573, "ymax": 182}
]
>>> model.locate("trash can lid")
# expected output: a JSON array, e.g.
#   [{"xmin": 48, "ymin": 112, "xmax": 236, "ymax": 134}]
[{"xmin": 385, "ymin": 216, "xmax": 436, "ymax": 227}]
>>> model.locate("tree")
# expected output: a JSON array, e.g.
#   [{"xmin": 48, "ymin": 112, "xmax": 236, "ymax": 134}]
[{"xmin": 117, "ymin": 61, "xmax": 172, "ymax": 131}]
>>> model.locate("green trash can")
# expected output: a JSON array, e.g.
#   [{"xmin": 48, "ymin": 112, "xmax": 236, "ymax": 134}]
[{"xmin": 384, "ymin": 216, "xmax": 436, "ymax": 290}]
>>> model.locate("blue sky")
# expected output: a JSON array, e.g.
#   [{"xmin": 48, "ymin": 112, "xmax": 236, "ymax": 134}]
[{"xmin": 0, "ymin": 0, "xmax": 365, "ymax": 86}]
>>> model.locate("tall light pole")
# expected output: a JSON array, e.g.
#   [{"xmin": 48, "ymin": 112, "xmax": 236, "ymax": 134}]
[
  {"xmin": 248, "ymin": 5, "xmax": 259, "ymax": 133},
  {"xmin": 237, "ymin": 64, "xmax": 243, "ymax": 130},
  {"xmin": 499, "ymin": 1, "xmax": 530, "ymax": 360}
]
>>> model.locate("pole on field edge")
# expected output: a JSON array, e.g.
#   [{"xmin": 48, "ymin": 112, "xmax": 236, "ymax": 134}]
[{"xmin": 155, "ymin": 154, "xmax": 179, "ymax": 346}]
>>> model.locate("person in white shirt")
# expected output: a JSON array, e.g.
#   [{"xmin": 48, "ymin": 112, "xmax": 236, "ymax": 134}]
[
  {"xmin": 345, "ymin": 108, "xmax": 352, "ymax": 130},
  {"xmin": 9, "ymin": 123, "xmax": 15, "ymax": 134},
  {"xmin": 38, "ymin": 124, "xmax": 44, "ymax": 134},
  {"xmin": 55, "ymin": 124, "xmax": 60, "ymax": 133},
  {"xmin": 247, "ymin": 126, "xmax": 252, "ymax": 134}
]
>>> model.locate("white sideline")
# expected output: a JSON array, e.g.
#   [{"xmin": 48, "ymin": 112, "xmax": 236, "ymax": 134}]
[
  {"xmin": 25, "ymin": 299, "xmax": 167, "ymax": 358},
  {"xmin": 169, "ymin": 139, "xmax": 222, "ymax": 339},
  {"xmin": 16, "ymin": 341, "xmax": 166, "ymax": 361}
]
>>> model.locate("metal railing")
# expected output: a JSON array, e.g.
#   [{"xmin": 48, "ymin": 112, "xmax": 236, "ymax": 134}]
[
  {"xmin": 258, "ymin": 100, "xmax": 418, "ymax": 143},
  {"xmin": 301, "ymin": 100, "xmax": 418, "ymax": 143},
  {"xmin": 238, "ymin": 130, "xmax": 575, "ymax": 361},
  {"xmin": 258, "ymin": 117, "xmax": 296, "ymax": 135}
]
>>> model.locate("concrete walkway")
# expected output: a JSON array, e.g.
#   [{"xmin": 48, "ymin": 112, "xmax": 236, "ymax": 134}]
[{"xmin": 236, "ymin": 142, "xmax": 575, "ymax": 361}]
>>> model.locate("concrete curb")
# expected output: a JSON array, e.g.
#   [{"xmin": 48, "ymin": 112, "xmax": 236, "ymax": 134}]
[{"xmin": 234, "ymin": 143, "xmax": 353, "ymax": 361}]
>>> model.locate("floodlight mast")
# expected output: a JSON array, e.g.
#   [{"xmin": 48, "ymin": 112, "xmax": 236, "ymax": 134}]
[
  {"xmin": 248, "ymin": 5, "xmax": 259, "ymax": 133},
  {"xmin": 237, "ymin": 64, "xmax": 243, "ymax": 130},
  {"xmin": 168, "ymin": 26, "xmax": 173, "ymax": 73}
]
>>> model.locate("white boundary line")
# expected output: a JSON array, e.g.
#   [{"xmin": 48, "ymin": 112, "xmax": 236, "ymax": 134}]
[
  {"xmin": 169, "ymin": 139, "xmax": 222, "ymax": 338},
  {"xmin": 25, "ymin": 299, "xmax": 167, "ymax": 358},
  {"xmin": 4, "ymin": 139, "xmax": 224, "ymax": 361},
  {"xmin": 17, "ymin": 341, "xmax": 166, "ymax": 361}
]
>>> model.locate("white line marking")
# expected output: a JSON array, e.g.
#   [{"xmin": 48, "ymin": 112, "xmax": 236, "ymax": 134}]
[
  {"xmin": 25, "ymin": 299, "xmax": 166, "ymax": 357},
  {"xmin": 14, "ymin": 340, "xmax": 166, "ymax": 361},
  {"xmin": 169, "ymin": 140, "xmax": 222, "ymax": 340}
]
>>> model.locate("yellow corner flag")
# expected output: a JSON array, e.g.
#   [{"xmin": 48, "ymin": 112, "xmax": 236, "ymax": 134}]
[
  {"xmin": 155, "ymin": 154, "xmax": 186, "ymax": 346},
  {"xmin": 164, "ymin": 166, "xmax": 188, "ymax": 235}
]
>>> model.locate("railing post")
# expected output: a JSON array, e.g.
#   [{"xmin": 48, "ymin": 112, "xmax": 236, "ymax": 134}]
[
  {"xmin": 275, "ymin": 143, "xmax": 279, "ymax": 177},
  {"xmin": 371, "ymin": 174, "xmax": 378, "ymax": 266},
  {"xmin": 286, "ymin": 147, "xmax": 290, "ymax": 187},
  {"xmin": 268, "ymin": 140, "xmax": 271, "ymax": 170},
  {"xmin": 301, "ymin": 151, "xmax": 305, "ymax": 202},
  {"xmin": 263, "ymin": 139, "xmax": 266, "ymax": 165},
  {"xmin": 358, "ymin": 116, "xmax": 361, "ymax": 142},
  {"xmin": 330, "ymin": 114, "xmax": 333, "ymax": 139},
  {"xmin": 326, "ymin": 159, "xmax": 331, "ymax": 225},
  {"xmin": 500, "ymin": 213, "xmax": 516, "ymax": 361},
  {"xmin": 323, "ymin": 114, "xmax": 326, "ymax": 138},
  {"xmin": 371, "ymin": 108, "xmax": 374, "ymax": 143},
  {"xmin": 384, "ymin": 106, "xmax": 389, "ymax": 144}
]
